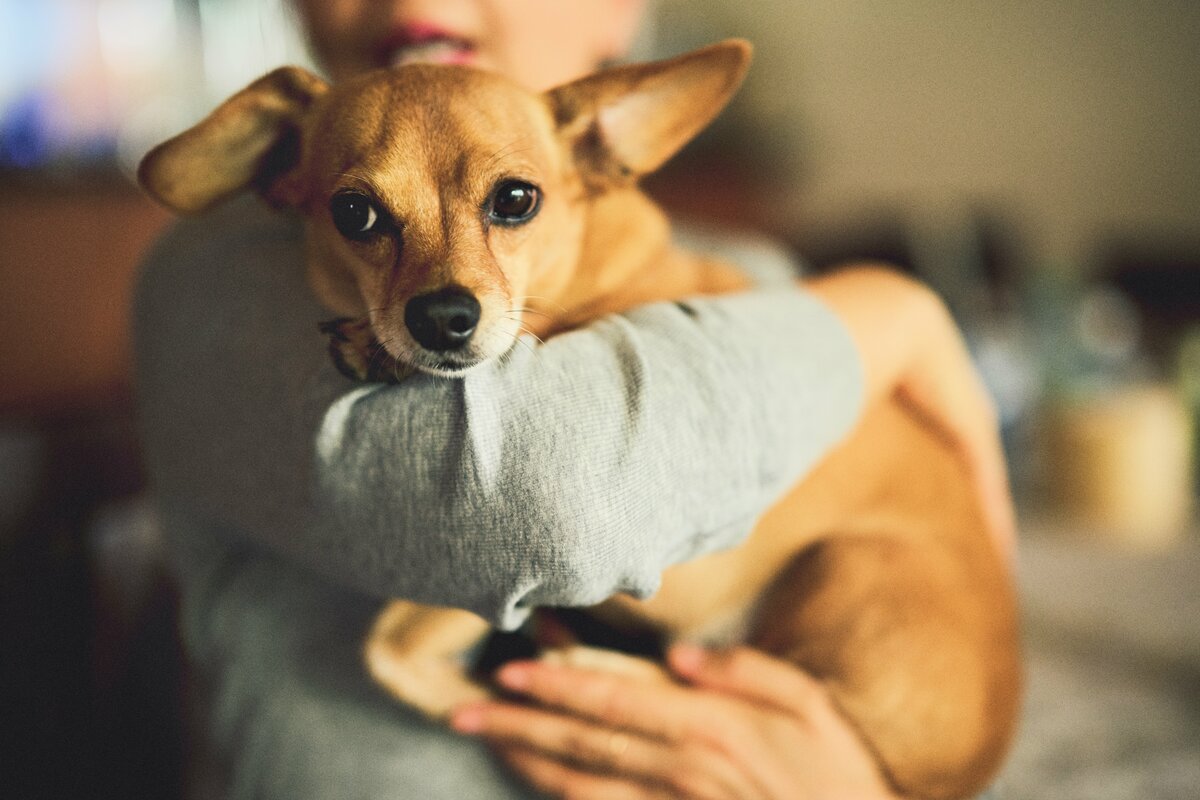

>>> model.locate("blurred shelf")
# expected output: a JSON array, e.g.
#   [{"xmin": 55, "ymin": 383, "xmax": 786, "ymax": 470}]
[{"xmin": 0, "ymin": 177, "xmax": 173, "ymax": 418}]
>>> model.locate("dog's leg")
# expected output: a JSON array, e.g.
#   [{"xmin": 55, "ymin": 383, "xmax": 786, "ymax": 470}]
[
  {"xmin": 600, "ymin": 395, "xmax": 1020, "ymax": 799},
  {"xmin": 749, "ymin": 535, "xmax": 1021, "ymax": 800},
  {"xmin": 364, "ymin": 600, "xmax": 493, "ymax": 718},
  {"xmin": 716, "ymin": 396, "xmax": 1022, "ymax": 800}
]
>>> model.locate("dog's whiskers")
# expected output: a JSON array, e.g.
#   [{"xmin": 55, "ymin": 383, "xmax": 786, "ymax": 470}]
[
  {"xmin": 496, "ymin": 314, "xmax": 546, "ymax": 354},
  {"xmin": 368, "ymin": 336, "xmax": 403, "ymax": 374},
  {"xmin": 512, "ymin": 324, "xmax": 545, "ymax": 347},
  {"xmin": 507, "ymin": 307, "xmax": 552, "ymax": 320},
  {"xmin": 506, "ymin": 331, "xmax": 538, "ymax": 358},
  {"xmin": 369, "ymin": 336, "xmax": 420, "ymax": 384},
  {"xmin": 518, "ymin": 295, "xmax": 568, "ymax": 315},
  {"xmin": 497, "ymin": 343, "xmax": 521, "ymax": 369}
]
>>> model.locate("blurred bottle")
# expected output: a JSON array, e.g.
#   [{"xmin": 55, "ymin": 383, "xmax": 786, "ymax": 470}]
[
  {"xmin": 1035, "ymin": 280, "xmax": 1194, "ymax": 548},
  {"xmin": 1177, "ymin": 327, "xmax": 1200, "ymax": 495}
]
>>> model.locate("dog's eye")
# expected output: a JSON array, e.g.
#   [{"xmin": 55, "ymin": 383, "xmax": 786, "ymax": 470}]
[
  {"xmin": 489, "ymin": 181, "xmax": 541, "ymax": 225},
  {"xmin": 331, "ymin": 192, "xmax": 382, "ymax": 239}
]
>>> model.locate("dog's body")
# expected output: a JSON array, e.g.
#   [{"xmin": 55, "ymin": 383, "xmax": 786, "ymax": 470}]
[{"xmin": 140, "ymin": 41, "xmax": 1021, "ymax": 799}]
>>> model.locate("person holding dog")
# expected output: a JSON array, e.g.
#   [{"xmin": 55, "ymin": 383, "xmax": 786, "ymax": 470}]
[{"xmin": 133, "ymin": 1, "xmax": 1012, "ymax": 797}]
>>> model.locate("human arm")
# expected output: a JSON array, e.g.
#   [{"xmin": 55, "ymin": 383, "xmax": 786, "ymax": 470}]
[
  {"xmin": 804, "ymin": 267, "xmax": 1015, "ymax": 561},
  {"xmin": 136, "ymin": 203, "xmax": 1010, "ymax": 628},
  {"xmin": 134, "ymin": 202, "xmax": 865, "ymax": 628}
]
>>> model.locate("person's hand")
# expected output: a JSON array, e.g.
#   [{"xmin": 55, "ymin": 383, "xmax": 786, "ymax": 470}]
[
  {"xmin": 804, "ymin": 267, "xmax": 1016, "ymax": 563},
  {"xmin": 450, "ymin": 644, "xmax": 900, "ymax": 799}
]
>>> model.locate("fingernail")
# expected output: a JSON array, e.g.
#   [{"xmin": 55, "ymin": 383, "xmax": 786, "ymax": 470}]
[
  {"xmin": 668, "ymin": 642, "xmax": 707, "ymax": 676},
  {"xmin": 496, "ymin": 662, "xmax": 533, "ymax": 691},
  {"xmin": 450, "ymin": 704, "xmax": 485, "ymax": 734}
]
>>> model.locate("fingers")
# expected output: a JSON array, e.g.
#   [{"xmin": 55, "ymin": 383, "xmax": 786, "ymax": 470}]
[
  {"xmin": 482, "ymin": 659, "xmax": 696, "ymax": 741},
  {"xmin": 454, "ymin": 700, "xmax": 764, "ymax": 799},
  {"xmin": 497, "ymin": 746, "xmax": 676, "ymax": 800},
  {"xmin": 667, "ymin": 645, "xmax": 836, "ymax": 724},
  {"xmin": 453, "ymin": 700, "xmax": 672, "ymax": 778},
  {"xmin": 452, "ymin": 648, "xmax": 901, "ymax": 800},
  {"xmin": 669, "ymin": 646, "xmax": 897, "ymax": 800},
  {"xmin": 451, "ymin": 661, "xmax": 769, "ymax": 799}
]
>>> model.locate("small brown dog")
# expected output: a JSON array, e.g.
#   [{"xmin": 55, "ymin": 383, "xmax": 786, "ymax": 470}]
[{"xmin": 140, "ymin": 41, "xmax": 1020, "ymax": 799}]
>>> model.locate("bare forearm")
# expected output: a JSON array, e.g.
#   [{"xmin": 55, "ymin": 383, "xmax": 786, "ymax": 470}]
[{"xmin": 804, "ymin": 265, "xmax": 1016, "ymax": 560}]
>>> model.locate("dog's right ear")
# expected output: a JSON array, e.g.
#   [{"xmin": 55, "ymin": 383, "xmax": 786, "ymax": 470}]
[
  {"xmin": 138, "ymin": 66, "xmax": 328, "ymax": 214},
  {"xmin": 545, "ymin": 39, "xmax": 752, "ymax": 189}
]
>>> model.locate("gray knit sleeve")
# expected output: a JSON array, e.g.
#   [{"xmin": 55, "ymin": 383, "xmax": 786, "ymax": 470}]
[{"xmin": 135, "ymin": 203, "xmax": 863, "ymax": 629}]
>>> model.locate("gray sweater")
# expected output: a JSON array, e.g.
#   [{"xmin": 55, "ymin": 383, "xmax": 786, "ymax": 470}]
[{"xmin": 133, "ymin": 199, "xmax": 864, "ymax": 798}]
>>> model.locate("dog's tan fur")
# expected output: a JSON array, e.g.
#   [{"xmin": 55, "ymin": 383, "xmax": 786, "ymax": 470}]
[{"xmin": 140, "ymin": 41, "xmax": 1020, "ymax": 799}]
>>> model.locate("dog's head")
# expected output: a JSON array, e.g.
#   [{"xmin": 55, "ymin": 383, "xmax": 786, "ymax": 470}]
[{"xmin": 139, "ymin": 40, "xmax": 750, "ymax": 376}]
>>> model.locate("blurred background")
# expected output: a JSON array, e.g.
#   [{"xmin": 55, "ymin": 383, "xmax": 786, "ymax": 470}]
[{"xmin": 1, "ymin": 1, "xmax": 1197, "ymax": 798}]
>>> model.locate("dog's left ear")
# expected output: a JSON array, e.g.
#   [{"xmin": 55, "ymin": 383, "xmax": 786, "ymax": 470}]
[
  {"xmin": 138, "ymin": 66, "xmax": 328, "ymax": 214},
  {"xmin": 545, "ymin": 39, "xmax": 752, "ymax": 187}
]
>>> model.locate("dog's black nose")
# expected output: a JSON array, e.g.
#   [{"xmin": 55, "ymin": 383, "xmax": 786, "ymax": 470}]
[{"xmin": 405, "ymin": 287, "xmax": 481, "ymax": 352}]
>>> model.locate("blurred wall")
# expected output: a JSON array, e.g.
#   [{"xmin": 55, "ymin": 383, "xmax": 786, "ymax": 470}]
[{"xmin": 656, "ymin": 0, "xmax": 1200, "ymax": 270}]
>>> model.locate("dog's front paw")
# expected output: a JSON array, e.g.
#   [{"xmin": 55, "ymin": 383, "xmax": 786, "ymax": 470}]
[
  {"xmin": 318, "ymin": 317, "xmax": 414, "ymax": 384},
  {"xmin": 368, "ymin": 654, "xmax": 493, "ymax": 719}
]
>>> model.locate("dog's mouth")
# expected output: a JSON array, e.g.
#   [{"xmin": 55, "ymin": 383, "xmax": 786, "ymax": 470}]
[
  {"xmin": 407, "ymin": 327, "xmax": 527, "ymax": 376},
  {"xmin": 404, "ymin": 324, "xmax": 528, "ymax": 377},
  {"xmin": 413, "ymin": 353, "xmax": 485, "ymax": 377},
  {"xmin": 379, "ymin": 333, "xmax": 514, "ymax": 379}
]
